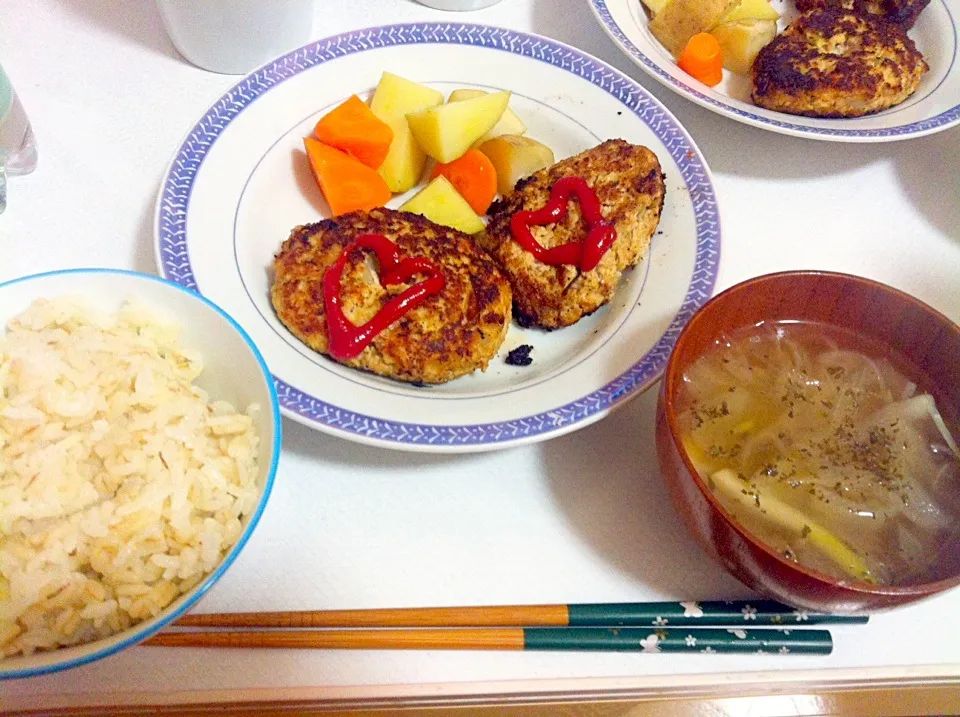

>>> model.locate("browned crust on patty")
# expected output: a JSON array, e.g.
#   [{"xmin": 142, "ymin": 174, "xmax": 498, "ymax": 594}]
[
  {"xmin": 480, "ymin": 139, "xmax": 666, "ymax": 329},
  {"xmin": 795, "ymin": 0, "xmax": 931, "ymax": 29},
  {"xmin": 271, "ymin": 208, "xmax": 512, "ymax": 384},
  {"xmin": 752, "ymin": 8, "xmax": 928, "ymax": 118}
]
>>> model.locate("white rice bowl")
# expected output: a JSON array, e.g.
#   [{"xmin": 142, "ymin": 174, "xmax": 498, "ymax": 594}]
[{"xmin": 0, "ymin": 270, "xmax": 280, "ymax": 678}]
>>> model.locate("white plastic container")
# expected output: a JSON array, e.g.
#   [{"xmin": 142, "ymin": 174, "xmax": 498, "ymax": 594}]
[
  {"xmin": 156, "ymin": 0, "xmax": 315, "ymax": 75},
  {"xmin": 413, "ymin": 0, "xmax": 504, "ymax": 9}
]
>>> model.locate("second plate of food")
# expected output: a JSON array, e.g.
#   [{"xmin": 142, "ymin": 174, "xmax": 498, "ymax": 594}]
[
  {"xmin": 590, "ymin": 0, "xmax": 960, "ymax": 141},
  {"xmin": 155, "ymin": 23, "xmax": 720, "ymax": 452}
]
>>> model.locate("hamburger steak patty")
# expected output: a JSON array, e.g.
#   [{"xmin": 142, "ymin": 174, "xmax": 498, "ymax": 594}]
[
  {"xmin": 272, "ymin": 208, "xmax": 512, "ymax": 384},
  {"xmin": 795, "ymin": 0, "xmax": 931, "ymax": 29},
  {"xmin": 480, "ymin": 139, "xmax": 666, "ymax": 329},
  {"xmin": 752, "ymin": 8, "xmax": 928, "ymax": 118}
]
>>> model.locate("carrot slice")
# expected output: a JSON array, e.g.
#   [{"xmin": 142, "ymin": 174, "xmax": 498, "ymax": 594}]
[
  {"xmin": 428, "ymin": 149, "xmax": 498, "ymax": 215},
  {"xmin": 677, "ymin": 33, "xmax": 723, "ymax": 87},
  {"xmin": 314, "ymin": 95, "xmax": 394, "ymax": 169},
  {"xmin": 303, "ymin": 138, "xmax": 392, "ymax": 216}
]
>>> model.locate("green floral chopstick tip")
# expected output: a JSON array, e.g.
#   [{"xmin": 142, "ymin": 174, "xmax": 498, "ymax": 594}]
[
  {"xmin": 523, "ymin": 627, "xmax": 832, "ymax": 655},
  {"xmin": 567, "ymin": 600, "xmax": 868, "ymax": 627}
]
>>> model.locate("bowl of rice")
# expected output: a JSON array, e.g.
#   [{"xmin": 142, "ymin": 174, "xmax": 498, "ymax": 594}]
[{"xmin": 0, "ymin": 269, "xmax": 281, "ymax": 679}]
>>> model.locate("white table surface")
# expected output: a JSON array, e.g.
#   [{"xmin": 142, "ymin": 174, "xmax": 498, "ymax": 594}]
[{"xmin": 3, "ymin": 0, "xmax": 960, "ymax": 710}]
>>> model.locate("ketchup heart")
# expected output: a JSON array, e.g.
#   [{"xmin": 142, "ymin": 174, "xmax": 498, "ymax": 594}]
[
  {"xmin": 323, "ymin": 233, "xmax": 445, "ymax": 360},
  {"xmin": 509, "ymin": 176, "xmax": 617, "ymax": 273}
]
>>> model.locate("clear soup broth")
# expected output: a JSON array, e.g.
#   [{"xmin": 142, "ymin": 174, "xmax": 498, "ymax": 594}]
[{"xmin": 677, "ymin": 321, "xmax": 960, "ymax": 586}]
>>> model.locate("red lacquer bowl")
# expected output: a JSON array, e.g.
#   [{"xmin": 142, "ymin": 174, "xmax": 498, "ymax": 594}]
[{"xmin": 656, "ymin": 271, "xmax": 960, "ymax": 613}]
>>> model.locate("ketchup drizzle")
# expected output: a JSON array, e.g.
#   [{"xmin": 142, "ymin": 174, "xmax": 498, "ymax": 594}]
[
  {"xmin": 323, "ymin": 234, "xmax": 445, "ymax": 360},
  {"xmin": 509, "ymin": 176, "xmax": 617, "ymax": 273}
]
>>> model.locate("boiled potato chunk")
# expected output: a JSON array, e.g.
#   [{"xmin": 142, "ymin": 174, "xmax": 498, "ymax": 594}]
[
  {"xmin": 377, "ymin": 119, "xmax": 427, "ymax": 193},
  {"xmin": 448, "ymin": 89, "xmax": 527, "ymax": 145},
  {"xmin": 448, "ymin": 89, "xmax": 492, "ymax": 103},
  {"xmin": 406, "ymin": 91, "xmax": 511, "ymax": 164},
  {"xmin": 718, "ymin": 0, "xmax": 780, "ymax": 24},
  {"xmin": 641, "ymin": 0, "xmax": 671, "ymax": 14},
  {"xmin": 649, "ymin": 0, "xmax": 740, "ymax": 56},
  {"xmin": 477, "ymin": 135, "xmax": 555, "ymax": 196},
  {"xmin": 370, "ymin": 72, "xmax": 444, "ymax": 121},
  {"xmin": 369, "ymin": 72, "xmax": 444, "ymax": 193},
  {"xmin": 399, "ymin": 176, "xmax": 485, "ymax": 234},
  {"xmin": 710, "ymin": 19, "xmax": 777, "ymax": 74}
]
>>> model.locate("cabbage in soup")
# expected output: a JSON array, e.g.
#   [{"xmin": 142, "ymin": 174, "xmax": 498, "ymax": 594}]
[{"xmin": 677, "ymin": 321, "xmax": 960, "ymax": 586}]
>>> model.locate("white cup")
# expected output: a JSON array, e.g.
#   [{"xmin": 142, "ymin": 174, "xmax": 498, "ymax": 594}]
[{"xmin": 156, "ymin": 0, "xmax": 315, "ymax": 75}]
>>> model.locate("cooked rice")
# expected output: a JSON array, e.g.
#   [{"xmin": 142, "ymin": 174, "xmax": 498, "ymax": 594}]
[{"xmin": 0, "ymin": 297, "xmax": 260, "ymax": 658}]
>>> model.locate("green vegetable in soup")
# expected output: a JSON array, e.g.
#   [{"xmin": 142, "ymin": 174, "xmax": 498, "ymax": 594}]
[
  {"xmin": 677, "ymin": 321, "xmax": 960, "ymax": 586},
  {"xmin": 709, "ymin": 468, "xmax": 873, "ymax": 582}
]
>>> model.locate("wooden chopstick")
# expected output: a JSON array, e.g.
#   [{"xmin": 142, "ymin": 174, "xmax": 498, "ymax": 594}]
[
  {"xmin": 147, "ymin": 626, "xmax": 834, "ymax": 654},
  {"xmin": 174, "ymin": 599, "xmax": 867, "ymax": 629},
  {"xmin": 176, "ymin": 604, "xmax": 568, "ymax": 629},
  {"xmin": 150, "ymin": 628, "xmax": 524, "ymax": 651}
]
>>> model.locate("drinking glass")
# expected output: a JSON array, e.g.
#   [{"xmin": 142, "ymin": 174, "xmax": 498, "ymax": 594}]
[{"xmin": 0, "ymin": 63, "xmax": 38, "ymax": 214}]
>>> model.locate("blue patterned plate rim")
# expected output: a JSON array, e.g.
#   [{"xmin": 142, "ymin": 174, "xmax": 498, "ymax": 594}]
[
  {"xmin": 589, "ymin": 0, "xmax": 960, "ymax": 141},
  {"xmin": 155, "ymin": 22, "xmax": 720, "ymax": 450}
]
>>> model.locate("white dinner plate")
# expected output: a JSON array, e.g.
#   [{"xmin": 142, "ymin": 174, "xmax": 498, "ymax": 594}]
[
  {"xmin": 590, "ymin": 0, "xmax": 960, "ymax": 142},
  {"xmin": 155, "ymin": 24, "xmax": 721, "ymax": 453}
]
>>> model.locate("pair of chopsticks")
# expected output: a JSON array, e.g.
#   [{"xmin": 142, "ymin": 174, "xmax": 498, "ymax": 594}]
[{"xmin": 146, "ymin": 600, "xmax": 866, "ymax": 655}]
